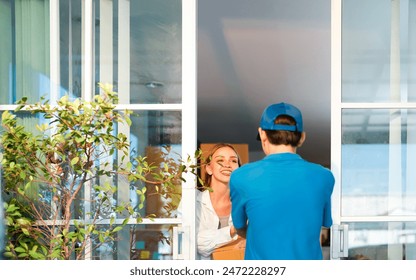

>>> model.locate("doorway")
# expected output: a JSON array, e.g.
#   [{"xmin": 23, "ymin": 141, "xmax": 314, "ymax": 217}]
[{"xmin": 331, "ymin": 0, "xmax": 416, "ymax": 260}]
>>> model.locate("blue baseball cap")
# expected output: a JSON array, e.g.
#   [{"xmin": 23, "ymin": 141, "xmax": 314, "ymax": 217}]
[{"xmin": 257, "ymin": 102, "xmax": 303, "ymax": 140}]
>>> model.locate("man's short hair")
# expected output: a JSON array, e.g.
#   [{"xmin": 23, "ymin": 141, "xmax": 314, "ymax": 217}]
[{"xmin": 264, "ymin": 115, "xmax": 303, "ymax": 146}]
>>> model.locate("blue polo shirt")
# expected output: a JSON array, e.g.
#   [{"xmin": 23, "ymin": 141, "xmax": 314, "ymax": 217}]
[{"xmin": 230, "ymin": 153, "xmax": 334, "ymax": 260}]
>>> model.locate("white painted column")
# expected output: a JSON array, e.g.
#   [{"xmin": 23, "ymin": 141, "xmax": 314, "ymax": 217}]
[
  {"xmin": 181, "ymin": 0, "xmax": 197, "ymax": 260},
  {"xmin": 388, "ymin": 0, "xmax": 403, "ymax": 260},
  {"xmin": 117, "ymin": 0, "xmax": 131, "ymax": 260},
  {"xmin": 100, "ymin": 0, "xmax": 113, "ymax": 85},
  {"xmin": 82, "ymin": 0, "xmax": 94, "ymax": 102},
  {"xmin": 49, "ymin": 0, "xmax": 60, "ymax": 104}
]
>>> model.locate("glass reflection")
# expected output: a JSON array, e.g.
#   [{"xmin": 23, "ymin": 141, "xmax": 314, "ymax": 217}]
[
  {"xmin": 342, "ymin": 0, "xmax": 416, "ymax": 102},
  {"xmin": 129, "ymin": 0, "xmax": 182, "ymax": 104},
  {"xmin": 92, "ymin": 224, "xmax": 175, "ymax": 260},
  {"xmin": 344, "ymin": 222, "xmax": 416, "ymax": 260},
  {"xmin": 59, "ymin": 0, "xmax": 82, "ymax": 99},
  {"xmin": 129, "ymin": 111, "xmax": 182, "ymax": 219},
  {"xmin": 95, "ymin": 0, "xmax": 182, "ymax": 104},
  {"xmin": 341, "ymin": 109, "xmax": 416, "ymax": 216},
  {"xmin": 0, "ymin": 0, "xmax": 13, "ymax": 104},
  {"xmin": 93, "ymin": 111, "xmax": 182, "ymax": 219},
  {"xmin": 0, "ymin": 0, "xmax": 50, "ymax": 104}
]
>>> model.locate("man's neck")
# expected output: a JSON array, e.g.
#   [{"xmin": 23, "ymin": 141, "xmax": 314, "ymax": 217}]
[{"xmin": 264, "ymin": 143, "xmax": 296, "ymax": 155}]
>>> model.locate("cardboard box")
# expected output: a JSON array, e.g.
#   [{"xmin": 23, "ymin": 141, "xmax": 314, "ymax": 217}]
[{"xmin": 212, "ymin": 237, "xmax": 246, "ymax": 260}]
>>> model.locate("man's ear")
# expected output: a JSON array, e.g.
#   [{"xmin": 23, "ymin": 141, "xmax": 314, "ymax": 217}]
[
  {"xmin": 298, "ymin": 132, "xmax": 306, "ymax": 147},
  {"xmin": 258, "ymin": 127, "xmax": 266, "ymax": 142}
]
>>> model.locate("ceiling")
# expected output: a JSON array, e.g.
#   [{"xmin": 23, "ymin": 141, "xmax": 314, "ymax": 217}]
[{"xmin": 196, "ymin": 0, "xmax": 332, "ymax": 166}]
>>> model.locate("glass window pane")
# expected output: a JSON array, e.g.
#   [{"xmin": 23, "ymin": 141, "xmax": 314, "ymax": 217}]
[
  {"xmin": 93, "ymin": 111, "xmax": 183, "ymax": 219},
  {"xmin": 130, "ymin": 0, "xmax": 182, "ymax": 104},
  {"xmin": 342, "ymin": 0, "xmax": 416, "ymax": 102},
  {"xmin": 341, "ymin": 109, "xmax": 416, "ymax": 216},
  {"xmin": 0, "ymin": 0, "xmax": 50, "ymax": 104},
  {"xmin": 345, "ymin": 222, "xmax": 416, "ymax": 260},
  {"xmin": 95, "ymin": 0, "xmax": 182, "ymax": 104},
  {"xmin": 92, "ymin": 224, "xmax": 176, "ymax": 260},
  {"xmin": 129, "ymin": 110, "xmax": 182, "ymax": 218},
  {"xmin": 59, "ymin": 0, "xmax": 82, "ymax": 99},
  {"xmin": 0, "ymin": 0, "xmax": 12, "ymax": 104}
]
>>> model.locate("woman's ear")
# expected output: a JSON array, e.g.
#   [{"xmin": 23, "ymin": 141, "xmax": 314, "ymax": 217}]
[{"xmin": 206, "ymin": 164, "xmax": 213, "ymax": 175}]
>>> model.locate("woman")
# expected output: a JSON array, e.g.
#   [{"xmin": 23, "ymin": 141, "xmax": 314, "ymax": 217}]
[{"xmin": 196, "ymin": 143, "xmax": 241, "ymax": 260}]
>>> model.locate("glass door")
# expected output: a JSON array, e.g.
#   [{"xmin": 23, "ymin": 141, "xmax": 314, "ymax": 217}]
[
  {"xmin": 1, "ymin": 0, "xmax": 197, "ymax": 260},
  {"xmin": 89, "ymin": 0, "xmax": 197, "ymax": 260},
  {"xmin": 331, "ymin": 0, "xmax": 416, "ymax": 260}
]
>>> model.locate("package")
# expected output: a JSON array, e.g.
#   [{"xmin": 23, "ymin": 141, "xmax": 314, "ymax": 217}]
[{"xmin": 212, "ymin": 237, "xmax": 246, "ymax": 260}]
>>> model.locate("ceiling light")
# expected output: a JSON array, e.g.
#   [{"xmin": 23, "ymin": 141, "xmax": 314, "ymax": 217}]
[{"xmin": 145, "ymin": 81, "xmax": 164, "ymax": 88}]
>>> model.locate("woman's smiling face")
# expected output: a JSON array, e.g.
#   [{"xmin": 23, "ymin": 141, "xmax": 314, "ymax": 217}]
[{"xmin": 206, "ymin": 146, "xmax": 240, "ymax": 185}]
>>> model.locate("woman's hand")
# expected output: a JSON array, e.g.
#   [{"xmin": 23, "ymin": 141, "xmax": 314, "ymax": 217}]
[{"xmin": 230, "ymin": 225, "xmax": 237, "ymax": 238}]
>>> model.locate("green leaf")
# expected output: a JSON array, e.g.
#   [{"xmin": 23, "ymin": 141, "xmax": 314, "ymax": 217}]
[
  {"xmin": 17, "ymin": 253, "xmax": 29, "ymax": 258},
  {"xmin": 14, "ymin": 247, "xmax": 26, "ymax": 253},
  {"xmin": 112, "ymin": 226, "xmax": 123, "ymax": 233},
  {"xmin": 70, "ymin": 157, "xmax": 79, "ymax": 165},
  {"xmin": 125, "ymin": 115, "xmax": 132, "ymax": 126},
  {"xmin": 3, "ymin": 252, "xmax": 14, "ymax": 258}
]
